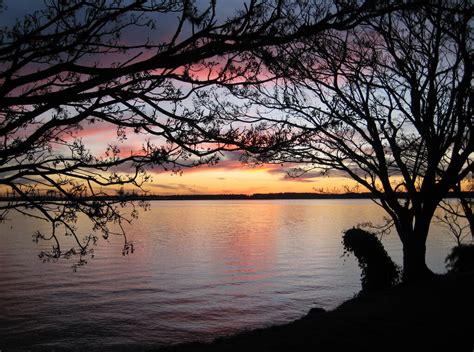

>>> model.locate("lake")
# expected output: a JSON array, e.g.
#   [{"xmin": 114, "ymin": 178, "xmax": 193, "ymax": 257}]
[{"xmin": 0, "ymin": 199, "xmax": 457, "ymax": 350}]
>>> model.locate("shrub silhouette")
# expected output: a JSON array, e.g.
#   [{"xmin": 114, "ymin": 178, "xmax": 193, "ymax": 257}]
[
  {"xmin": 446, "ymin": 244, "xmax": 474, "ymax": 273},
  {"xmin": 343, "ymin": 228, "xmax": 401, "ymax": 291}
]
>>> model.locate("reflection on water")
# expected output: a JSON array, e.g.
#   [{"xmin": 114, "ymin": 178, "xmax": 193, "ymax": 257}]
[{"xmin": 0, "ymin": 200, "xmax": 456, "ymax": 350}]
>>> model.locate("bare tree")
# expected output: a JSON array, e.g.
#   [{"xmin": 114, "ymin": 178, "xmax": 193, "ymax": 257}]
[
  {"xmin": 1, "ymin": 0, "xmax": 405, "ymax": 262},
  {"xmin": 436, "ymin": 178, "xmax": 473, "ymax": 245},
  {"xmin": 226, "ymin": 1, "xmax": 472, "ymax": 281}
]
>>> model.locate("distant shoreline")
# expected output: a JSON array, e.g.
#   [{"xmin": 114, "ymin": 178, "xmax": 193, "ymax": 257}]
[{"xmin": 0, "ymin": 191, "xmax": 472, "ymax": 202}]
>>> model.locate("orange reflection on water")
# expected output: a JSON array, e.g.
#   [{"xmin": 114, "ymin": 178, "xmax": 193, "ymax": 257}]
[{"xmin": 209, "ymin": 202, "xmax": 282, "ymax": 283}]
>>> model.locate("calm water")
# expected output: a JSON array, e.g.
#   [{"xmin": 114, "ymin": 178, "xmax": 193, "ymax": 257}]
[{"xmin": 0, "ymin": 200, "xmax": 456, "ymax": 350}]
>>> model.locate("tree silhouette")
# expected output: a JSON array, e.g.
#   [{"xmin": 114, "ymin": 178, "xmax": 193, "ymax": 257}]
[
  {"xmin": 436, "ymin": 180, "xmax": 474, "ymax": 245},
  {"xmin": 232, "ymin": 1, "xmax": 472, "ymax": 281},
  {"xmin": 1, "ymin": 0, "xmax": 406, "ymax": 262}
]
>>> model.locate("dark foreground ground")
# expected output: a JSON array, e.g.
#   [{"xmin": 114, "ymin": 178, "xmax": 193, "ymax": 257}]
[{"xmin": 159, "ymin": 271, "xmax": 474, "ymax": 352}]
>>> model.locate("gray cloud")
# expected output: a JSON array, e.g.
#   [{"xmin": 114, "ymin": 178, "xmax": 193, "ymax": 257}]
[
  {"xmin": 265, "ymin": 167, "xmax": 323, "ymax": 182},
  {"xmin": 148, "ymin": 182, "xmax": 206, "ymax": 194}
]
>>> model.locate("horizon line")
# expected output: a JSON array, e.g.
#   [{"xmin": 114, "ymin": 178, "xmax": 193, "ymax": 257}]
[{"xmin": 1, "ymin": 191, "xmax": 472, "ymax": 202}]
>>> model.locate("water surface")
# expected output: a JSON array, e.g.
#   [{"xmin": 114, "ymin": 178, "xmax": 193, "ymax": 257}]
[{"xmin": 0, "ymin": 200, "xmax": 456, "ymax": 350}]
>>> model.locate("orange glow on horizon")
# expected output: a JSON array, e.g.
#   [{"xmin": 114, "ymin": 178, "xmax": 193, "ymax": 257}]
[{"xmin": 142, "ymin": 165, "xmax": 363, "ymax": 195}]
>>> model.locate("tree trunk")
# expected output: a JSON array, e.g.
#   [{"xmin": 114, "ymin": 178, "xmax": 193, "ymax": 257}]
[
  {"xmin": 402, "ymin": 237, "xmax": 435, "ymax": 283},
  {"xmin": 459, "ymin": 196, "xmax": 474, "ymax": 240},
  {"xmin": 454, "ymin": 183, "xmax": 474, "ymax": 240}
]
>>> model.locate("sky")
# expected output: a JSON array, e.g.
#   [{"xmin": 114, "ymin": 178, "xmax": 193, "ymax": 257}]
[
  {"xmin": 120, "ymin": 158, "xmax": 360, "ymax": 195},
  {"xmin": 77, "ymin": 123, "xmax": 359, "ymax": 195},
  {"xmin": 0, "ymin": 0, "xmax": 362, "ymax": 196}
]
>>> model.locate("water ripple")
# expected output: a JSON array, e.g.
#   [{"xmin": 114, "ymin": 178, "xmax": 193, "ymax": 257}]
[{"xmin": 0, "ymin": 199, "xmax": 452, "ymax": 350}]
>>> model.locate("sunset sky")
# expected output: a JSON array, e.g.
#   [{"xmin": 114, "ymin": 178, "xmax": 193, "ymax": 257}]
[
  {"xmin": 0, "ymin": 0, "xmax": 372, "ymax": 196},
  {"xmin": 0, "ymin": 0, "xmax": 364, "ymax": 196},
  {"xmin": 74, "ymin": 119, "xmax": 361, "ymax": 195},
  {"xmin": 132, "ymin": 159, "xmax": 360, "ymax": 195},
  {"xmin": 77, "ymin": 126, "xmax": 358, "ymax": 195}
]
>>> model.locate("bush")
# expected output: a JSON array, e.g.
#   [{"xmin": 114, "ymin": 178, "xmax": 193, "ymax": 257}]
[
  {"xmin": 445, "ymin": 244, "xmax": 474, "ymax": 273},
  {"xmin": 343, "ymin": 228, "xmax": 401, "ymax": 291}
]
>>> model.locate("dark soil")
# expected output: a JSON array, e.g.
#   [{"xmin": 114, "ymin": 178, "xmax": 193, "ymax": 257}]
[{"xmin": 159, "ymin": 271, "xmax": 474, "ymax": 352}]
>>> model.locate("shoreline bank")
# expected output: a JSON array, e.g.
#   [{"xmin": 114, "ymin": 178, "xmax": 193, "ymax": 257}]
[{"xmin": 159, "ymin": 272, "xmax": 474, "ymax": 351}]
